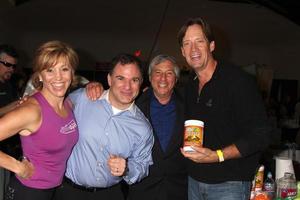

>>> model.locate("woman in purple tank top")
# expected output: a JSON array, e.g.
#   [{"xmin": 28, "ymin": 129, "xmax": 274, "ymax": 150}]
[{"xmin": 0, "ymin": 41, "xmax": 79, "ymax": 200}]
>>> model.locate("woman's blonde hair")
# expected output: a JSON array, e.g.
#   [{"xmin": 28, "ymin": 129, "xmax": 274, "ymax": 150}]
[{"xmin": 31, "ymin": 40, "xmax": 79, "ymax": 90}]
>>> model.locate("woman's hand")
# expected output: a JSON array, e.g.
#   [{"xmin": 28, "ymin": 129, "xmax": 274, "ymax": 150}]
[{"xmin": 16, "ymin": 157, "xmax": 34, "ymax": 179}]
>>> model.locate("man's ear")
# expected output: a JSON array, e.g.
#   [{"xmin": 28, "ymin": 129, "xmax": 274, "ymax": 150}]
[
  {"xmin": 181, "ymin": 47, "xmax": 186, "ymax": 58},
  {"xmin": 209, "ymin": 41, "xmax": 215, "ymax": 53},
  {"xmin": 107, "ymin": 73, "xmax": 112, "ymax": 87}
]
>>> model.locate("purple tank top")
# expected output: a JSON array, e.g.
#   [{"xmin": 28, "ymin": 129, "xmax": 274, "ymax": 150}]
[{"xmin": 17, "ymin": 92, "xmax": 79, "ymax": 189}]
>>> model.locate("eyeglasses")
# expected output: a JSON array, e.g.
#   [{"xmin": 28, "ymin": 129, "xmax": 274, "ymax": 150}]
[{"xmin": 0, "ymin": 60, "xmax": 17, "ymax": 69}]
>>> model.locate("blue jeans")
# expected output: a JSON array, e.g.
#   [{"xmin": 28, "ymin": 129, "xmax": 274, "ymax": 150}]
[{"xmin": 188, "ymin": 176, "xmax": 251, "ymax": 200}]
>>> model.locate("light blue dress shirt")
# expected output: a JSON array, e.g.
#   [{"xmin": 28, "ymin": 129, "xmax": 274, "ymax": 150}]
[{"xmin": 65, "ymin": 88, "xmax": 154, "ymax": 188}]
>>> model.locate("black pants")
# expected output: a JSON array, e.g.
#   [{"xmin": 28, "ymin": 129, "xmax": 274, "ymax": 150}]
[
  {"xmin": 53, "ymin": 178, "xmax": 124, "ymax": 200},
  {"xmin": 5, "ymin": 176, "xmax": 56, "ymax": 200}
]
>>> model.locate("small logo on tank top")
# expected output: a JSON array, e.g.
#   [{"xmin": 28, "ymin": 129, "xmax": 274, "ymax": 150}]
[{"xmin": 60, "ymin": 119, "xmax": 77, "ymax": 134}]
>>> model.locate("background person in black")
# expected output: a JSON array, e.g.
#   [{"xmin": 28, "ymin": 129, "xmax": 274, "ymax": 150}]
[
  {"xmin": 0, "ymin": 44, "xmax": 18, "ymax": 109},
  {"xmin": 178, "ymin": 17, "xmax": 271, "ymax": 200},
  {"xmin": 0, "ymin": 44, "xmax": 19, "ymax": 200}
]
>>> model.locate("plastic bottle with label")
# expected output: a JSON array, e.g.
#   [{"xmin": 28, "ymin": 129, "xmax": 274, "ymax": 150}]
[
  {"xmin": 255, "ymin": 165, "xmax": 265, "ymax": 192},
  {"xmin": 264, "ymin": 171, "xmax": 275, "ymax": 199},
  {"xmin": 276, "ymin": 172, "xmax": 297, "ymax": 199}
]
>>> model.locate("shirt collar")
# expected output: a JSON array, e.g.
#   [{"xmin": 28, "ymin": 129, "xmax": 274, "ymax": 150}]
[
  {"xmin": 150, "ymin": 88, "xmax": 175, "ymax": 106},
  {"xmin": 193, "ymin": 63, "xmax": 221, "ymax": 82},
  {"xmin": 100, "ymin": 90, "xmax": 137, "ymax": 115}
]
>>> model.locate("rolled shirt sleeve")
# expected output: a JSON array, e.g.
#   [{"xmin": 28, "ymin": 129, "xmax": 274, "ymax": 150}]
[{"xmin": 123, "ymin": 125, "xmax": 154, "ymax": 184}]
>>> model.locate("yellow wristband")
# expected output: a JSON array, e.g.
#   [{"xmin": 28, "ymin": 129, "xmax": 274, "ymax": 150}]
[{"xmin": 216, "ymin": 149, "xmax": 224, "ymax": 162}]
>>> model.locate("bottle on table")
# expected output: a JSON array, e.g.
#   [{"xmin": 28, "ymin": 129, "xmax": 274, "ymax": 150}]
[
  {"xmin": 250, "ymin": 165, "xmax": 265, "ymax": 200},
  {"xmin": 276, "ymin": 172, "xmax": 297, "ymax": 199},
  {"xmin": 255, "ymin": 165, "xmax": 265, "ymax": 192},
  {"xmin": 264, "ymin": 171, "xmax": 275, "ymax": 199}
]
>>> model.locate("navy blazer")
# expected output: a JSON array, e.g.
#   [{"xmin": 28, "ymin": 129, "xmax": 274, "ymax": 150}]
[{"xmin": 127, "ymin": 87, "xmax": 188, "ymax": 200}]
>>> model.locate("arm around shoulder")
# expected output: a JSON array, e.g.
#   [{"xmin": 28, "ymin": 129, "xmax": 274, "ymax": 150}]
[{"xmin": 0, "ymin": 100, "xmax": 18, "ymax": 117}]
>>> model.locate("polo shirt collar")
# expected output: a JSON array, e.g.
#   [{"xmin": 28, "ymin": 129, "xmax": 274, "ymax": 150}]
[{"xmin": 193, "ymin": 63, "xmax": 221, "ymax": 82}]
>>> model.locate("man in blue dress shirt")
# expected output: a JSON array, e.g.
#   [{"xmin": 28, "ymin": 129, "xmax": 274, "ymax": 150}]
[
  {"xmin": 84, "ymin": 55, "xmax": 188, "ymax": 200},
  {"xmin": 55, "ymin": 54, "xmax": 154, "ymax": 200}
]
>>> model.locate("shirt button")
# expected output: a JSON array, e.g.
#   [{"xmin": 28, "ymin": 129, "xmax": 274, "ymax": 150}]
[
  {"xmin": 105, "ymin": 132, "xmax": 108, "ymax": 136},
  {"xmin": 96, "ymin": 177, "xmax": 100, "ymax": 181},
  {"xmin": 97, "ymin": 162, "xmax": 101, "ymax": 167}
]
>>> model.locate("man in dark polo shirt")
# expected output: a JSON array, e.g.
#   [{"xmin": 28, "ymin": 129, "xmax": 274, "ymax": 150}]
[{"xmin": 178, "ymin": 17, "xmax": 271, "ymax": 200}]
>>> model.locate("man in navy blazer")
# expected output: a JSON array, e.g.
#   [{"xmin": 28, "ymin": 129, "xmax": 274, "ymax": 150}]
[{"xmin": 127, "ymin": 54, "xmax": 187, "ymax": 200}]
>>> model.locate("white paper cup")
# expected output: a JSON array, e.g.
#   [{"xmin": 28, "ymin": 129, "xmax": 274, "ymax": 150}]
[{"xmin": 275, "ymin": 156, "xmax": 295, "ymax": 180}]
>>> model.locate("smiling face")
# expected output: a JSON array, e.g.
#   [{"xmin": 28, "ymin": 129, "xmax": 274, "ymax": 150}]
[
  {"xmin": 150, "ymin": 60, "xmax": 176, "ymax": 103},
  {"xmin": 39, "ymin": 58, "xmax": 73, "ymax": 99},
  {"xmin": 181, "ymin": 24, "xmax": 215, "ymax": 73},
  {"xmin": 0, "ymin": 53, "xmax": 17, "ymax": 82},
  {"xmin": 107, "ymin": 62, "xmax": 142, "ymax": 110}
]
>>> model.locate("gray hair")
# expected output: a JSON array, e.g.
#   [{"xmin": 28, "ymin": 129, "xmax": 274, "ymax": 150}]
[{"xmin": 148, "ymin": 54, "xmax": 180, "ymax": 79}]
